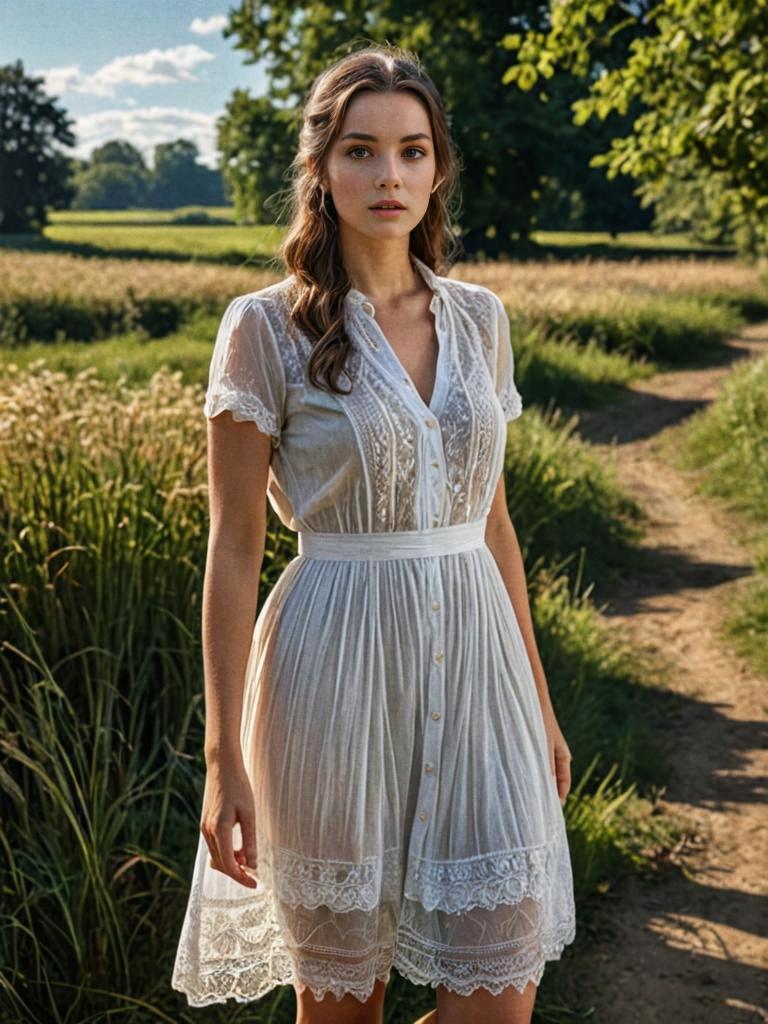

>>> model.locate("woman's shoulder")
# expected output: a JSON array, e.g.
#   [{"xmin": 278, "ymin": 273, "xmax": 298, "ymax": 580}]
[
  {"xmin": 218, "ymin": 277, "xmax": 308, "ymax": 384},
  {"xmin": 226, "ymin": 274, "xmax": 297, "ymax": 318},
  {"xmin": 438, "ymin": 271, "xmax": 502, "ymax": 351},
  {"xmin": 219, "ymin": 277, "xmax": 304, "ymax": 355},
  {"xmin": 442, "ymin": 272, "xmax": 498, "ymax": 305},
  {"xmin": 435, "ymin": 266, "xmax": 500, "ymax": 320}
]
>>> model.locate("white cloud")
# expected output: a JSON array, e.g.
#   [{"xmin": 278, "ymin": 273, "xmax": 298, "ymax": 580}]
[
  {"xmin": 72, "ymin": 105, "xmax": 223, "ymax": 170},
  {"xmin": 189, "ymin": 14, "xmax": 228, "ymax": 35},
  {"xmin": 35, "ymin": 45, "xmax": 215, "ymax": 99},
  {"xmin": 40, "ymin": 65, "xmax": 85, "ymax": 96}
]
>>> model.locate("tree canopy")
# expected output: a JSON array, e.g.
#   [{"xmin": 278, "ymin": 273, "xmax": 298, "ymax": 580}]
[
  {"xmin": 0, "ymin": 59, "xmax": 77, "ymax": 233},
  {"xmin": 504, "ymin": 0, "xmax": 768, "ymax": 257},
  {"xmin": 217, "ymin": 0, "xmax": 649, "ymax": 256}
]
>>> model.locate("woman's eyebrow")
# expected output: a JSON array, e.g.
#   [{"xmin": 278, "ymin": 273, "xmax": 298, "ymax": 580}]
[{"xmin": 338, "ymin": 131, "xmax": 432, "ymax": 142}]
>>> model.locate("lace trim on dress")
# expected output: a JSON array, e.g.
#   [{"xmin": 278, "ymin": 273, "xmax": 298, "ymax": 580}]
[
  {"xmin": 171, "ymin": 884, "xmax": 297, "ymax": 1007},
  {"xmin": 292, "ymin": 951, "xmax": 395, "ymax": 1005},
  {"xmin": 204, "ymin": 385, "xmax": 281, "ymax": 447},
  {"xmin": 172, "ymin": 888, "xmax": 576, "ymax": 1006},
  {"xmin": 499, "ymin": 385, "xmax": 523, "ymax": 422},
  {"xmin": 262, "ymin": 839, "xmax": 403, "ymax": 912},
  {"xmin": 257, "ymin": 834, "xmax": 562, "ymax": 917},
  {"xmin": 171, "ymin": 830, "xmax": 575, "ymax": 1007},
  {"xmin": 394, "ymin": 913, "xmax": 577, "ymax": 998},
  {"xmin": 404, "ymin": 838, "xmax": 555, "ymax": 913}
]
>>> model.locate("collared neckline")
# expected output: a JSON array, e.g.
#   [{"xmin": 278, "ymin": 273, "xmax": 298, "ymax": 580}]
[{"xmin": 345, "ymin": 254, "xmax": 445, "ymax": 316}]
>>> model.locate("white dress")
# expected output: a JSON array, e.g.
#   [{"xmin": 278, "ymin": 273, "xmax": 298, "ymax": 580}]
[{"xmin": 171, "ymin": 254, "xmax": 577, "ymax": 1007}]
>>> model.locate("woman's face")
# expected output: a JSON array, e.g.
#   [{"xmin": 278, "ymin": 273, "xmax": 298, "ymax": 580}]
[{"xmin": 321, "ymin": 89, "xmax": 441, "ymax": 243}]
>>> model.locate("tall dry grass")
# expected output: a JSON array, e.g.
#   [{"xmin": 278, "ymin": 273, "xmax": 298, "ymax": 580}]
[{"xmin": 2, "ymin": 250, "xmax": 764, "ymax": 312}]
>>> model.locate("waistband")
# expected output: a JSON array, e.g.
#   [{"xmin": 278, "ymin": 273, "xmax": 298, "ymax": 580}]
[{"xmin": 297, "ymin": 517, "xmax": 488, "ymax": 561}]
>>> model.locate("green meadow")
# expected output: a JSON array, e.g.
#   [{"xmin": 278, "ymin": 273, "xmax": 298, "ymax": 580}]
[{"xmin": 1, "ymin": 212, "xmax": 767, "ymax": 1022}]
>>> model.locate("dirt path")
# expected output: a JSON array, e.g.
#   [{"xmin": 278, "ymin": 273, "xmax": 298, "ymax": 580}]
[{"xmin": 565, "ymin": 322, "xmax": 768, "ymax": 1023}]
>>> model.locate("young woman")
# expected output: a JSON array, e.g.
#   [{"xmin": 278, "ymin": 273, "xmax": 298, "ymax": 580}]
[{"xmin": 172, "ymin": 43, "xmax": 576, "ymax": 1024}]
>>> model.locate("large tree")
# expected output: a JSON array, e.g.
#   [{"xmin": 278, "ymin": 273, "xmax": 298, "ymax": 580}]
[
  {"xmin": 149, "ymin": 139, "xmax": 225, "ymax": 208},
  {"xmin": 72, "ymin": 139, "xmax": 227, "ymax": 210},
  {"xmin": 504, "ymin": 0, "xmax": 768, "ymax": 258},
  {"xmin": 216, "ymin": 91, "xmax": 297, "ymax": 224},
  {"xmin": 72, "ymin": 139, "xmax": 151, "ymax": 209},
  {"xmin": 0, "ymin": 59, "xmax": 77, "ymax": 233},
  {"xmin": 218, "ymin": 0, "xmax": 651, "ymax": 256}
]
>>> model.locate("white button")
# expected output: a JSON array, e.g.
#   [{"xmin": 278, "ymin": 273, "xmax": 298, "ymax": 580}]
[
  {"xmin": 425, "ymin": 763, "xmax": 434, "ymax": 773},
  {"xmin": 425, "ymin": 418, "xmax": 437, "ymax": 428},
  {"xmin": 432, "ymin": 600, "xmax": 440, "ymax": 610},
  {"xmin": 434, "ymin": 651, "xmax": 444, "ymax": 663},
  {"xmin": 431, "ymin": 710, "xmax": 441, "ymax": 720},
  {"xmin": 419, "ymin": 811, "xmax": 428, "ymax": 821},
  {"xmin": 362, "ymin": 300, "xmax": 375, "ymax": 315}
]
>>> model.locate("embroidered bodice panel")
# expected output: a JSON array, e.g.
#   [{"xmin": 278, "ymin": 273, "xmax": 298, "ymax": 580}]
[{"xmin": 203, "ymin": 255, "xmax": 523, "ymax": 534}]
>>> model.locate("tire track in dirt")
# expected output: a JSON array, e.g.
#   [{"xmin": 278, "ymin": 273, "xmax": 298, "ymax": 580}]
[{"xmin": 567, "ymin": 322, "xmax": 768, "ymax": 1023}]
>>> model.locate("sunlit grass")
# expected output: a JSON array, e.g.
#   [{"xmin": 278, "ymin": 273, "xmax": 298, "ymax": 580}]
[
  {"xmin": 49, "ymin": 205, "xmax": 238, "ymax": 224},
  {"xmin": 2, "ymin": 249, "xmax": 764, "ymax": 369},
  {"xmin": 673, "ymin": 352, "xmax": 768, "ymax": 676},
  {"xmin": 41, "ymin": 221, "xmax": 282, "ymax": 261},
  {"xmin": 531, "ymin": 228, "xmax": 736, "ymax": 253}
]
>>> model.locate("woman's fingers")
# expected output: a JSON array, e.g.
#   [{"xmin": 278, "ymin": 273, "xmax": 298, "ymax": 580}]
[
  {"xmin": 555, "ymin": 744, "xmax": 572, "ymax": 804},
  {"xmin": 220, "ymin": 818, "xmax": 257, "ymax": 888},
  {"xmin": 202, "ymin": 818, "xmax": 224, "ymax": 876},
  {"xmin": 200, "ymin": 764, "xmax": 259, "ymax": 889},
  {"xmin": 203, "ymin": 815, "xmax": 257, "ymax": 888},
  {"xmin": 238, "ymin": 803, "xmax": 259, "ymax": 874}
]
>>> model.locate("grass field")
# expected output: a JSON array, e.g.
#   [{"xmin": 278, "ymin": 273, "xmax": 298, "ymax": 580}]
[
  {"xmin": 0, "ymin": 206, "xmax": 741, "ymax": 265},
  {"xmin": 1, "ymin": 211, "xmax": 766, "ymax": 1023}
]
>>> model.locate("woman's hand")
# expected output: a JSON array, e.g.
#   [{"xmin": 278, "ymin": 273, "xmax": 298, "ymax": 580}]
[
  {"xmin": 541, "ymin": 707, "xmax": 572, "ymax": 806},
  {"xmin": 200, "ymin": 756, "xmax": 259, "ymax": 889}
]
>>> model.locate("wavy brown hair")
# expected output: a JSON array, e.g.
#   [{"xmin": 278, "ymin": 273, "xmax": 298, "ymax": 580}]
[{"xmin": 276, "ymin": 43, "xmax": 462, "ymax": 396}]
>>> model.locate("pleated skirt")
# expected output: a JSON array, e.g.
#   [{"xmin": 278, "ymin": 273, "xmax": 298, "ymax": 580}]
[{"xmin": 171, "ymin": 517, "xmax": 576, "ymax": 1006}]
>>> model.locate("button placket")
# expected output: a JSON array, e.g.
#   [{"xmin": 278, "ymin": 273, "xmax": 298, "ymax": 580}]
[
  {"xmin": 352, "ymin": 295, "xmax": 450, "ymax": 529},
  {"xmin": 413, "ymin": 558, "xmax": 444, "ymax": 836}
]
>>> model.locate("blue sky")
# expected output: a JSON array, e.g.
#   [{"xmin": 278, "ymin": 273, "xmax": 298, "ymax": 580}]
[{"xmin": 1, "ymin": 1, "xmax": 271, "ymax": 169}]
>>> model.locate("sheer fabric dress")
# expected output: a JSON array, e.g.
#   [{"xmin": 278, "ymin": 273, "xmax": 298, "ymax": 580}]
[{"xmin": 171, "ymin": 255, "xmax": 577, "ymax": 1006}]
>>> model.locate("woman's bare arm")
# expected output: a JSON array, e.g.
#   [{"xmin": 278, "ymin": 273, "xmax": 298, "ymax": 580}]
[
  {"xmin": 484, "ymin": 469, "xmax": 573, "ymax": 804},
  {"xmin": 199, "ymin": 412, "xmax": 275, "ymax": 887},
  {"xmin": 484, "ymin": 470, "xmax": 554, "ymax": 717},
  {"xmin": 202, "ymin": 413, "xmax": 274, "ymax": 765}
]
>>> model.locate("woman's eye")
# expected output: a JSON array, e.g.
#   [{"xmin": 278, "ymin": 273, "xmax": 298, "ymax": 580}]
[{"xmin": 346, "ymin": 147, "xmax": 426, "ymax": 159}]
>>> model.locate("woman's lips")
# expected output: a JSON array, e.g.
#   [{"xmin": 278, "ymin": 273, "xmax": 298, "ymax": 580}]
[{"xmin": 369, "ymin": 206, "xmax": 406, "ymax": 218}]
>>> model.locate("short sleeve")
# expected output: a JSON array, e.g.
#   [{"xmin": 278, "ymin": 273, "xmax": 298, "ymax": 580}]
[
  {"xmin": 203, "ymin": 295, "xmax": 286, "ymax": 448},
  {"xmin": 488, "ymin": 290, "xmax": 523, "ymax": 422}
]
